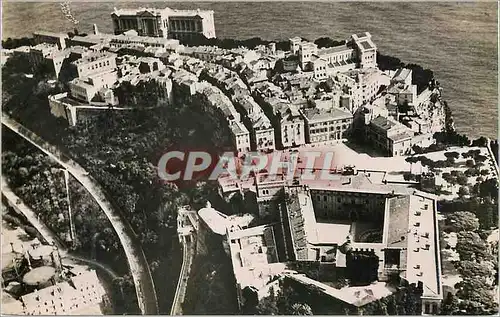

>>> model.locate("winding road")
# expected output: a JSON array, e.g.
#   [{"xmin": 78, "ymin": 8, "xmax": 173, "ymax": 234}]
[
  {"xmin": 2, "ymin": 114, "xmax": 158, "ymax": 315},
  {"xmin": 170, "ymin": 236, "xmax": 192, "ymax": 315}
]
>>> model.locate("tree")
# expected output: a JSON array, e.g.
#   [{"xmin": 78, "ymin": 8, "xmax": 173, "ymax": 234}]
[
  {"xmin": 466, "ymin": 159, "xmax": 475, "ymax": 168},
  {"xmin": 458, "ymin": 186, "xmax": 470, "ymax": 198},
  {"xmin": 456, "ymin": 232, "xmax": 490, "ymax": 261},
  {"xmin": 313, "ymin": 37, "xmax": 344, "ymax": 48},
  {"xmin": 472, "ymin": 136, "xmax": 488, "ymax": 147},
  {"xmin": 455, "ymin": 277, "xmax": 496, "ymax": 309},
  {"xmin": 444, "ymin": 151, "xmax": 460, "ymax": 160},
  {"xmin": 255, "ymin": 297, "xmax": 279, "ymax": 315},
  {"xmin": 405, "ymin": 156, "xmax": 419, "ymax": 172},
  {"xmin": 439, "ymin": 292, "xmax": 459, "ymax": 315},
  {"xmin": 456, "ymin": 260, "xmax": 494, "ymax": 279},
  {"xmin": 289, "ymin": 303, "xmax": 313, "ymax": 315},
  {"xmin": 457, "ymin": 174, "xmax": 468, "ymax": 186},
  {"xmin": 446, "ymin": 211, "xmax": 479, "ymax": 232}
]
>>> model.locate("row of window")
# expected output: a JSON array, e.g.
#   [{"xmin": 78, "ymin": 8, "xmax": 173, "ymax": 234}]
[
  {"xmin": 310, "ymin": 120, "xmax": 349, "ymax": 128},
  {"xmin": 117, "ymin": 19, "xmax": 138, "ymax": 29},
  {"xmin": 236, "ymin": 137, "xmax": 250, "ymax": 145},
  {"xmin": 325, "ymin": 53, "xmax": 354, "ymax": 63},
  {"xmin": 314, "ymin": 195, "xmax": 372, "ymax": 205},
  {"xmin": 310, "ymin": 125, "xmax": 348, "ymax": 134},
  {"xmin": 84, "ymin": 59, "xmax": 111, "ymax": 72},
  {"xmin": 169, "ymin": 19, "xmax": 203, "ymax": 32}
]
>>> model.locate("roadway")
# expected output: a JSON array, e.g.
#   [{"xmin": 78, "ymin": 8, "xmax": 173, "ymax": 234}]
[
  {"xmin": 2, "ymin": 114, "xmax": 158, "ymax": 314},
  {"xmin": 170, "ymin": 209, "xmax": 198, "ymax": 315},
  {"xmin": 170, "ymin": 236, "xmax": 192, "ymax": 315}
]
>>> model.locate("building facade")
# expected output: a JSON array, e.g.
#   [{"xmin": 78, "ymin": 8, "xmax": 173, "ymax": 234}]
[
  {"xmin": 366, "ymin": 115, "xmax": 415, "ymax": 156},
  {"xmin": 302, "ymin": 107, "xmax": 353, "ymax": 144},
  {"xmin": 111, "ymin": 7, "xmax": 216, "ymax": 41}
]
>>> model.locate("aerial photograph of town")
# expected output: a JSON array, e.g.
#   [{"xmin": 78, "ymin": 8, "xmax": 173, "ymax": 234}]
[{"xmin": 0, "ymin": 1, "xmax": 498, "ymax": 315}]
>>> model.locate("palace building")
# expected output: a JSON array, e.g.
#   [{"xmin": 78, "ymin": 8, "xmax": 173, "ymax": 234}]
[{"xmin": 111, "ymin": 7, "xmax": 216, "ymax": 41}]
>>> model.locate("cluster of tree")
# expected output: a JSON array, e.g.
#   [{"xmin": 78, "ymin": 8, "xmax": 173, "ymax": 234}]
[
  {"xmin": 454, "ymin": 277, "xmax": 498, "ymax": 314},
  {"xmin": 411, "ymin": 143, "xmax": 447, "ymax": 154},
  {"xmin": 376, "ymin": 53, "xmax": 434, "ymax": 94},
  {"xmin": 445, "ymin": 211, "xmax": 480, "ymax": 232},
  {"xmin": 111, "ymin": 274, "xmax": 141, "ymax": 314},
  {"xmin": 313, "ymin": 37, "xmax": 346, "ymax": 48},
  {"xmin": 183, "ymin": 235, "xmax": 239, "ymax": 314},
  {"xmin": 2, "ymin": 132, "xmax": 71, "ymax": 242},
  {"xmin": 439, "ymin": 196, "xmax": 498, "ymax": 231},
  {"xmin": 456, "ymin": 231, "xmax": 493, "ymax": 262},
  {"xmin": 441, "ymin": 170, "xmax": 469, "ymax": 186},
  {"xmin": 407, "ymin": 155, "xmax": 459, "ymax": 171},
  {"xmin": 1, "ymin": 37, "xmax": 35, "ymax": 49},
  {"xmin": 178, "ymin": 34, "xmax": 291, "ymax": 51},
  {"xmin": 242, "ymin": 280, "xmax": 313, "ymax": 315},
  {"xmin": 441, "ymin": 233, "xmax": 499, "ymax": 315},
  {"xmin": 67, "ymin": 176, "xmax": 128, "ymax": 274}
]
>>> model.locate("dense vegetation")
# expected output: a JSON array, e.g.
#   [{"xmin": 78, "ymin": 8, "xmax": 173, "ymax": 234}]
[
  {"xmin": 2, "ymin": 129, "xmax": 71, "ymax": 242},
  {"xmin": 1, "ymin": 37, "xmax": 36, "ymax": 49},
  {"xmin": 183, "ymin": 233, "xmax": 239, "ymax": 314},
  {"xmin": 2, "ymin": 51, "xmax": 234, "ymax": 313},
  {"xmin": 438, "ymin": 199, "xmax": 498, "ymax": 314},
  {"xmin": 1, "ymin": 128, "xmax": 139, "ymax": 313}
]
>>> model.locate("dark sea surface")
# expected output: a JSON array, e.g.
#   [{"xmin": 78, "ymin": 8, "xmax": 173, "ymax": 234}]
[{"xmin": 2, "ymin": 1, "xmax": 497, "ymax": 139}]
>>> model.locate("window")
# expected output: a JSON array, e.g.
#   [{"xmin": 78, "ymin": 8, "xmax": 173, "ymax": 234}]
[
  {"xmin": 424, "ymin": 303, "xmax": 430, "ymax": 314},
  {"xmin": 432, "ymin": 304, "xmax": 438, "ymax": 313}
]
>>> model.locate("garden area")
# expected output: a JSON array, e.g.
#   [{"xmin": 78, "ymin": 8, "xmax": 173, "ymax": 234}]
[
  {"xmin": 406, "ymin": 147, "xmax": 497, "ymax": 200},
  {"xmin": 438, "ymin": 211, "xmax": 498, "ymax": 315}
]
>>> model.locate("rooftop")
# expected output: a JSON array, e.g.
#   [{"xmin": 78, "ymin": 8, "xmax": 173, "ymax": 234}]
[
  {"xmin": 33, "ymin": 31, "xmax": 68, "ymax": 38},
  {"xmin": 73, "ymin": 51, "xmax": 116, "ymax": 65},
  {"xmin": 359, "ymin": 40, "xmax": 374, "ymax": 50},
  {"xmin": 21, "ymin": 270, "xmax": 104, "ymax": 315},
  {"xmin": 301, "ymin": 107, "xmax": 352, "ymax": 123},
  {"xmin": 198, "ymin": 206, "xmax": 229, "ymax": 235},
  {"xmin": 392, "ymin": 68, "xmax": 412, "ymax": 83},
  {"xmin": 230, "ymin": 120, "xmax": 249, "ymax": 136},
  {"xmin": 318, "ymin": 45, "xmax": 351, "ymax": 56},
  {"xmin": 287, "ymin": 273, "xmax": 395, "ymax": 307},
  {"xmin": 388, "ymin": 131, "xmax": 414, "ymax": 143},
  {"xmin": 370, "ymin": 115, "xmax": 397, "ymax": 131}
]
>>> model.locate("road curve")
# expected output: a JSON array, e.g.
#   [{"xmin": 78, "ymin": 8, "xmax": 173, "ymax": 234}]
[
  {"xmin": 170, "ymin": 236, "xmax": 190, "ymax": 315},
  {"xmin": 2, "ymin": 182, "xmax": 120, "ymax": 280},
  {"xmin": 2, "ymin": 114, "xmax": 158, "ymax": 314}
]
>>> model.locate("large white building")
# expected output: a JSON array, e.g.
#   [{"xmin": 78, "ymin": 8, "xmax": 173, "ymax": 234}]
[
  {"xmin": 295, "ymin": 32, "xmax": 377, "ymax": 78},
  {"xmin": 111, "ymin": 7, "xmax": 216, "ymax": 41},
  {"xmin": 301, "ymin": 107, "xmax": 353, "ymax": 145}
]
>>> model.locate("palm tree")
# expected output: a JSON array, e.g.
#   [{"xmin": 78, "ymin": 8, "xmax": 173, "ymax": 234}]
[{"xmin": 405, "ymin": 156, "xmax": 419, "ymax": 174}]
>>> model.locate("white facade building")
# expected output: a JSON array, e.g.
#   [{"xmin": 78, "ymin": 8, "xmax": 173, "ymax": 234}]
[{"xmin": 111, "ymin": 7, "xmax": 216, "ymax": 41}]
